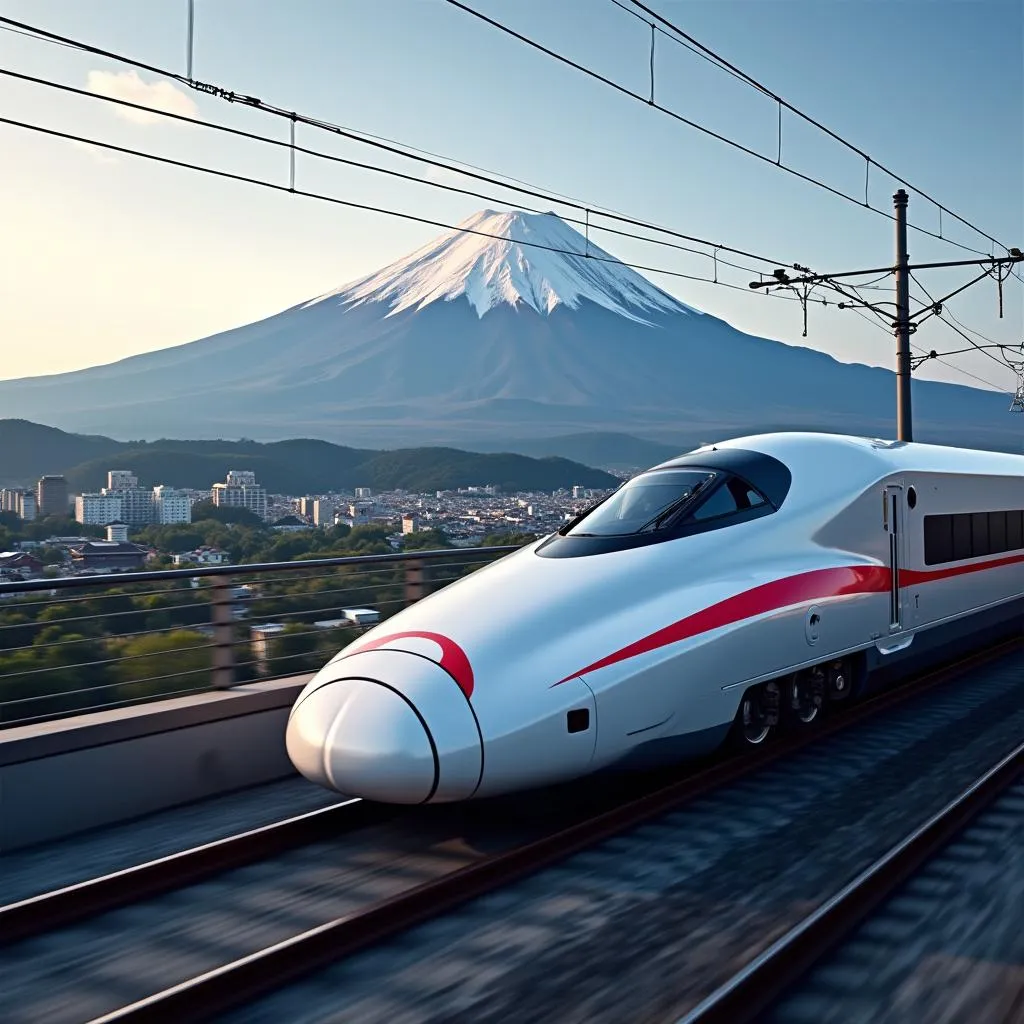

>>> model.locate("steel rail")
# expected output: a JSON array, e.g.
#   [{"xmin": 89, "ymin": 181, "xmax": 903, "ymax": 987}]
[
  {"xmin": 86, "ymin": 635, "xmax": 1024, "ymax": 1023},
  {"xmin": 0, "ymin": 798, "xmax": 394, "ymax": 945},
  {"xmin": 678, "ymin": 725, "xmax": 1024, "ymax": 1023}
]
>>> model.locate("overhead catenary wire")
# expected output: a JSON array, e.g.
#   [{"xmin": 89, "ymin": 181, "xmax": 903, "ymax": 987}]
[
  {"xmin": 0, "ymin": 14, "xmax": 801, "ymax": 276},
  {"xmin": 0, "ymin": 111, "xmax": 817, "ymax": 304},
  {"xmin": 622, "ymin": 0, "xmax": 1013, "ymax": 259},
  {"xmin": 819, "ymin": 268, "xmax": 1017, "ymax": 393},
  {"xmin": 445, "ymin": 0, "xmax": 1005, "ymax": 259},
  {"xmin": 0, "ymin": 66, "xmax": 782, "ymax": 282},
  {"xmin": 942, "ymin": 306, "xmax": 1024, "ymax": 367},
  {"xmin": 0, "ymin": 15, "xmax": 620, "ymax": 223},
  {"xmin": 849, "ymin": 304, "xmax": 1011, "ymax": 391},
  {"xmin": 4, "ymin": 11, "xmax": 1014, "ymax": 394},
  {"xmin": 937, "ymin": 311, "xmax": 1024, "ymax": 373},
  {"xmin": 0, "ymin": 19, "xmax": 668, "ymax": 235},
  {"xmin": 910, "ymin": 270, "xmax": 1023, "ymax": 374}
]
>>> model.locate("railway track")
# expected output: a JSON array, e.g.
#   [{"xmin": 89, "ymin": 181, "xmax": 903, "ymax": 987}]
[
  {"xmin": 678, "ymin": 731, "xmax": 1024, "ymax": 1023},
  {"xmin": 36, "ymin": 634, "xmax": 1013, "ymax": 1024},
  {"xmin": 0, "ymin": 798, "xmax": 392, "ymax": 945},
  {"xmin": 767, "ymin": 773, "xmax": 1024, "ymax": 1023}
]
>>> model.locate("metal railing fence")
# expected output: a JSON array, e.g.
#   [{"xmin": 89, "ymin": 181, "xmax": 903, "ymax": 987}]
[{"xmin": 0, "ymin": 546, "xmax": 519, "ymax": 727}]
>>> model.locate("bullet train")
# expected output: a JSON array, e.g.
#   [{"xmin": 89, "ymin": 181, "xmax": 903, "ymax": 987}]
[{"xmin": 286, "ymin": 432, "xmax": 1024, "ymax": 804}]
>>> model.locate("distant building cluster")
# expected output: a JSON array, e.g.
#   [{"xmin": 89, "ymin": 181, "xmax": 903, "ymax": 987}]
[
  {"xmin": 36, "ymin": 475, "xmax": 69, "ymax": 518},
  {"xmin": 66, "ymin": 468, "xmax": 275, "ymax": 530},
  {"xmin": 1, "ymin": 487, "xmax": 37, "ymax": 521},
  {"xmin": 285, "ymin": 480, "xmax": 617, "ymax": 546},
  {"xmin": 4, "ymin": 468, "xmax": 279, "ymax": 535},
  {"xmin": 75, "ymin": 471, "xmax": 193, "ymax": 527},
  {"xmin": 212, "ymin": 470, "xmax": 268, "ymax": 521},
  {"xmin": 171, "ymin": 546, "xmax": 229, "ymax": 566},
  {"xmin": 3, "ymin": 455, "xmax": 621, "ymax": 586}
]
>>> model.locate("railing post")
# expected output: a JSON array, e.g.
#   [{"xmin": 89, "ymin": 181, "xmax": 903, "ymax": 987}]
[
  {"xmin": 209, "ymin": 577, "xmax": 236, "ymax": 688},
  {"xmin": 404, "ymin": 558, "xmax": 424, "ymax": 608}
]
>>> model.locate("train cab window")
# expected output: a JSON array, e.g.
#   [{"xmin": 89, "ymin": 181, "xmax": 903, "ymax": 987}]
[
  {"xmin": 563, "ymin": 468, "xmax": 716, "ymax": 537},
  {"xmin": 692, "ymin": 478, "xmax": 768, "ymax": 521},
  {"xmin": 692, "ymin": 482, "xmax": 740, "ymax": 520},
  {"xmin": 537, "ymin": 447, "xmax": 791, "ymax": 558}
]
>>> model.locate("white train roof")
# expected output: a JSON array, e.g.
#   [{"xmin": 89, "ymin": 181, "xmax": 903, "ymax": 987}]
[{"xmin": 685, "ymin": 431, "xmax": 1024, "ymax": 477}]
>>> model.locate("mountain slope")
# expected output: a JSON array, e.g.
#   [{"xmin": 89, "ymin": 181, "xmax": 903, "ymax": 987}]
[
  {"xmin": 313, "ymin": 208, "xmax": 697, "ymax": 323},
  {"xmin": 0, "ymin": 420, "xmax": 125, "ymax": 483},
  {"xmin": 0, "ymin": 420, "xmax": 620, "ymax": 494},
  {"xmin": 466, "ymin": 432, "xmax": 689, "ymax": 471},
  {"xmin": 0, "ymin": 209, "xmax": 1016, "ymax": 449}
]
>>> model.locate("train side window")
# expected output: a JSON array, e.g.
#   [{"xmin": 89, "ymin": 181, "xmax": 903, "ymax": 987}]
[
  {"xmin": 1008, "ymin": 510, "xmax": 1024, "ymax": 551},
  {"xmin": 952, "ymin": 514, "xmax": 973, "ymax": 561},
  {"xmin": 923, "ymin": 514, "xmax": 953, "ymax": 565},
  {"xmin": 989, "ymin": 511, "xmax": 1008, "ymax": 554},
  {"xmin": 971, "ymin": 512, "xmax": 990, "ymax": 557},
  {"xmin": 926, "ymin": 509, "xmax": 1024, "ymax": 565}
]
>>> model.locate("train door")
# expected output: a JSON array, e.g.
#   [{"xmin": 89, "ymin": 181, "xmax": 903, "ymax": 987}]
[{"xmin": 883, "ymin": 484, "xmax": 906, "ymax": 633}]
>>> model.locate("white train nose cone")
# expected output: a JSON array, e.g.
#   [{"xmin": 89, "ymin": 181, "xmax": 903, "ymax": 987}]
[
  {"xmin": 286, "ymin": 648, "xmax": 483, "ymax": 804},
  {"xmin": 287, "ymin": 677, "xmax": 436, "ymax": 803}
]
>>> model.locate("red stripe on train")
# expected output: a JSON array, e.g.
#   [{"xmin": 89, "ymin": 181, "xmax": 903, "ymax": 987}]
[
  {"xmin": 345, "ymin": 630, "xmax": 475, "ymax": 699},
  {"xmin": 902, "ymin": 551, "xmax": 1024, "ymax": 585},
  {"xmin": 555, "ymin": 553, "xmax": 1024, "ymax": 686}
]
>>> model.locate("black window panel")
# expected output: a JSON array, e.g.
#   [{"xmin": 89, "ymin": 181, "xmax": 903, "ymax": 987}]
[
  {"xmin": 692, "ymin": 483, "xmax": 741, "ymax": 521},
  {"xmin": 952, "ymin": 514, "xmax": 973, "ymax": 561},
  {"xmin": 1008, "ymin": 510, "xmax": 1024, "ymax": 551},
  {"xmin": 971, "ymin": 512, "xmax": 990, "ymax": 557},
  {"xmin": 989, "ymin": 511, "xmax": 1008, "ymax": 554},
  {"xmin": 923, "ymin": 515, "xmax": 953, "ymax": 565}
]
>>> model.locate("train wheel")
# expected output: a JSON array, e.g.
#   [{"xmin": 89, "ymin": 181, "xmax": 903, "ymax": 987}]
[
  {"xmin": 825, "ymin": 659, "xmax": 853, "ymax": 703},
  {"xmin": 737, "ymin": 681, "xmax": 780, "ymax": 746},
  {"xmin": 788, "ymin": 666, "xmax": 825, "ymax": 726}
]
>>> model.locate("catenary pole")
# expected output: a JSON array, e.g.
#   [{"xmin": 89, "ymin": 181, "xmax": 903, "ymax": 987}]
[{"xmin": 894, "ymin": 189, "xmax": 913, "ymax": 441}]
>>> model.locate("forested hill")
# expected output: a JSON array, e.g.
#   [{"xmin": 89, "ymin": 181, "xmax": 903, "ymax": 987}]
[{"xmin": 0, "ymin": 420, "xmax": 619, "ymax": 493}]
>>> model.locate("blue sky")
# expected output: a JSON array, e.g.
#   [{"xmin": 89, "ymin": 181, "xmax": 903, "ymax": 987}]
[{"xmin": 1, "ymin": 0, "xmax": 1021, "ymax": 396}]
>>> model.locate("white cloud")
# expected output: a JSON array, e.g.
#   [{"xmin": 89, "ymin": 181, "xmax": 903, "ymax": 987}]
[
  {"xmin": 87, "ymin": 69, "xmax": 198, "ymax": 126},
  {"xmin": 71, "ymin": 140, "xmax": 118, "ymax": 165}
]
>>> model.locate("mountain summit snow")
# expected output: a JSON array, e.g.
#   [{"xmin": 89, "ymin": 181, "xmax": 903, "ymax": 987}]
[
  {"xmin": 306, "ymin": 209, "xmax": 698, "ymax": 324},
  {"xmin": 0, "ymin": 207, "xmax": 1015, "ymax": 451}
]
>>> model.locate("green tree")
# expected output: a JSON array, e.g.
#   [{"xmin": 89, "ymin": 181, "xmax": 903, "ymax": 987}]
[
  {"xmin": 479, "ymin": 531, "xmax": 537, "ymax": 548},
  {"xmin": 191, "ymin": 501, "xmax": 263, "ymax": 526},
  {"xmin": 402, "ymin": 528, "xmax": 452, "ymax": 551},
  {"xmin": 261, "ymin": 621, "xmax": 323, "ymax": 676},
  {"xmin": 37, "ymin": 545, "xmax": 70, "ymax": 565},
  {"xmin": 110, "ymin": 629, "xmax": 212, "ymax": 699}
]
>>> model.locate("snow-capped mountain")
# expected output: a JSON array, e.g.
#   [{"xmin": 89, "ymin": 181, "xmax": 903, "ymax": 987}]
[
  {"xmin": 0, "ymin": 209, "xmax": 1015, "ymax": 450},
  {"xmin": 309, "ymin": 209, "xmax": 699, "ymax": 324}
]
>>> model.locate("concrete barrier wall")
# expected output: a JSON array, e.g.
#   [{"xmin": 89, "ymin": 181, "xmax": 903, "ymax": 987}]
[{"xmin": 0, "ymin": 676, "xmax": 311, "ymax": 852}]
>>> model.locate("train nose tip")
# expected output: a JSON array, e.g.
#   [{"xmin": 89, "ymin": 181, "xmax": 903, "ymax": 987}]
[
  {"xmin": 286, "ymin": 678, "xmax": 436, "ymax": 803},
  {"xmin": 286, "ymin": 649, "xmax": 483, "ymax": 804}
]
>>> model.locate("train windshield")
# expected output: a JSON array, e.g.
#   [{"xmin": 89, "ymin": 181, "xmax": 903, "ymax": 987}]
[{"xmin": 565, "ymin": 469, "xmax": 717, "ymax": 537}]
